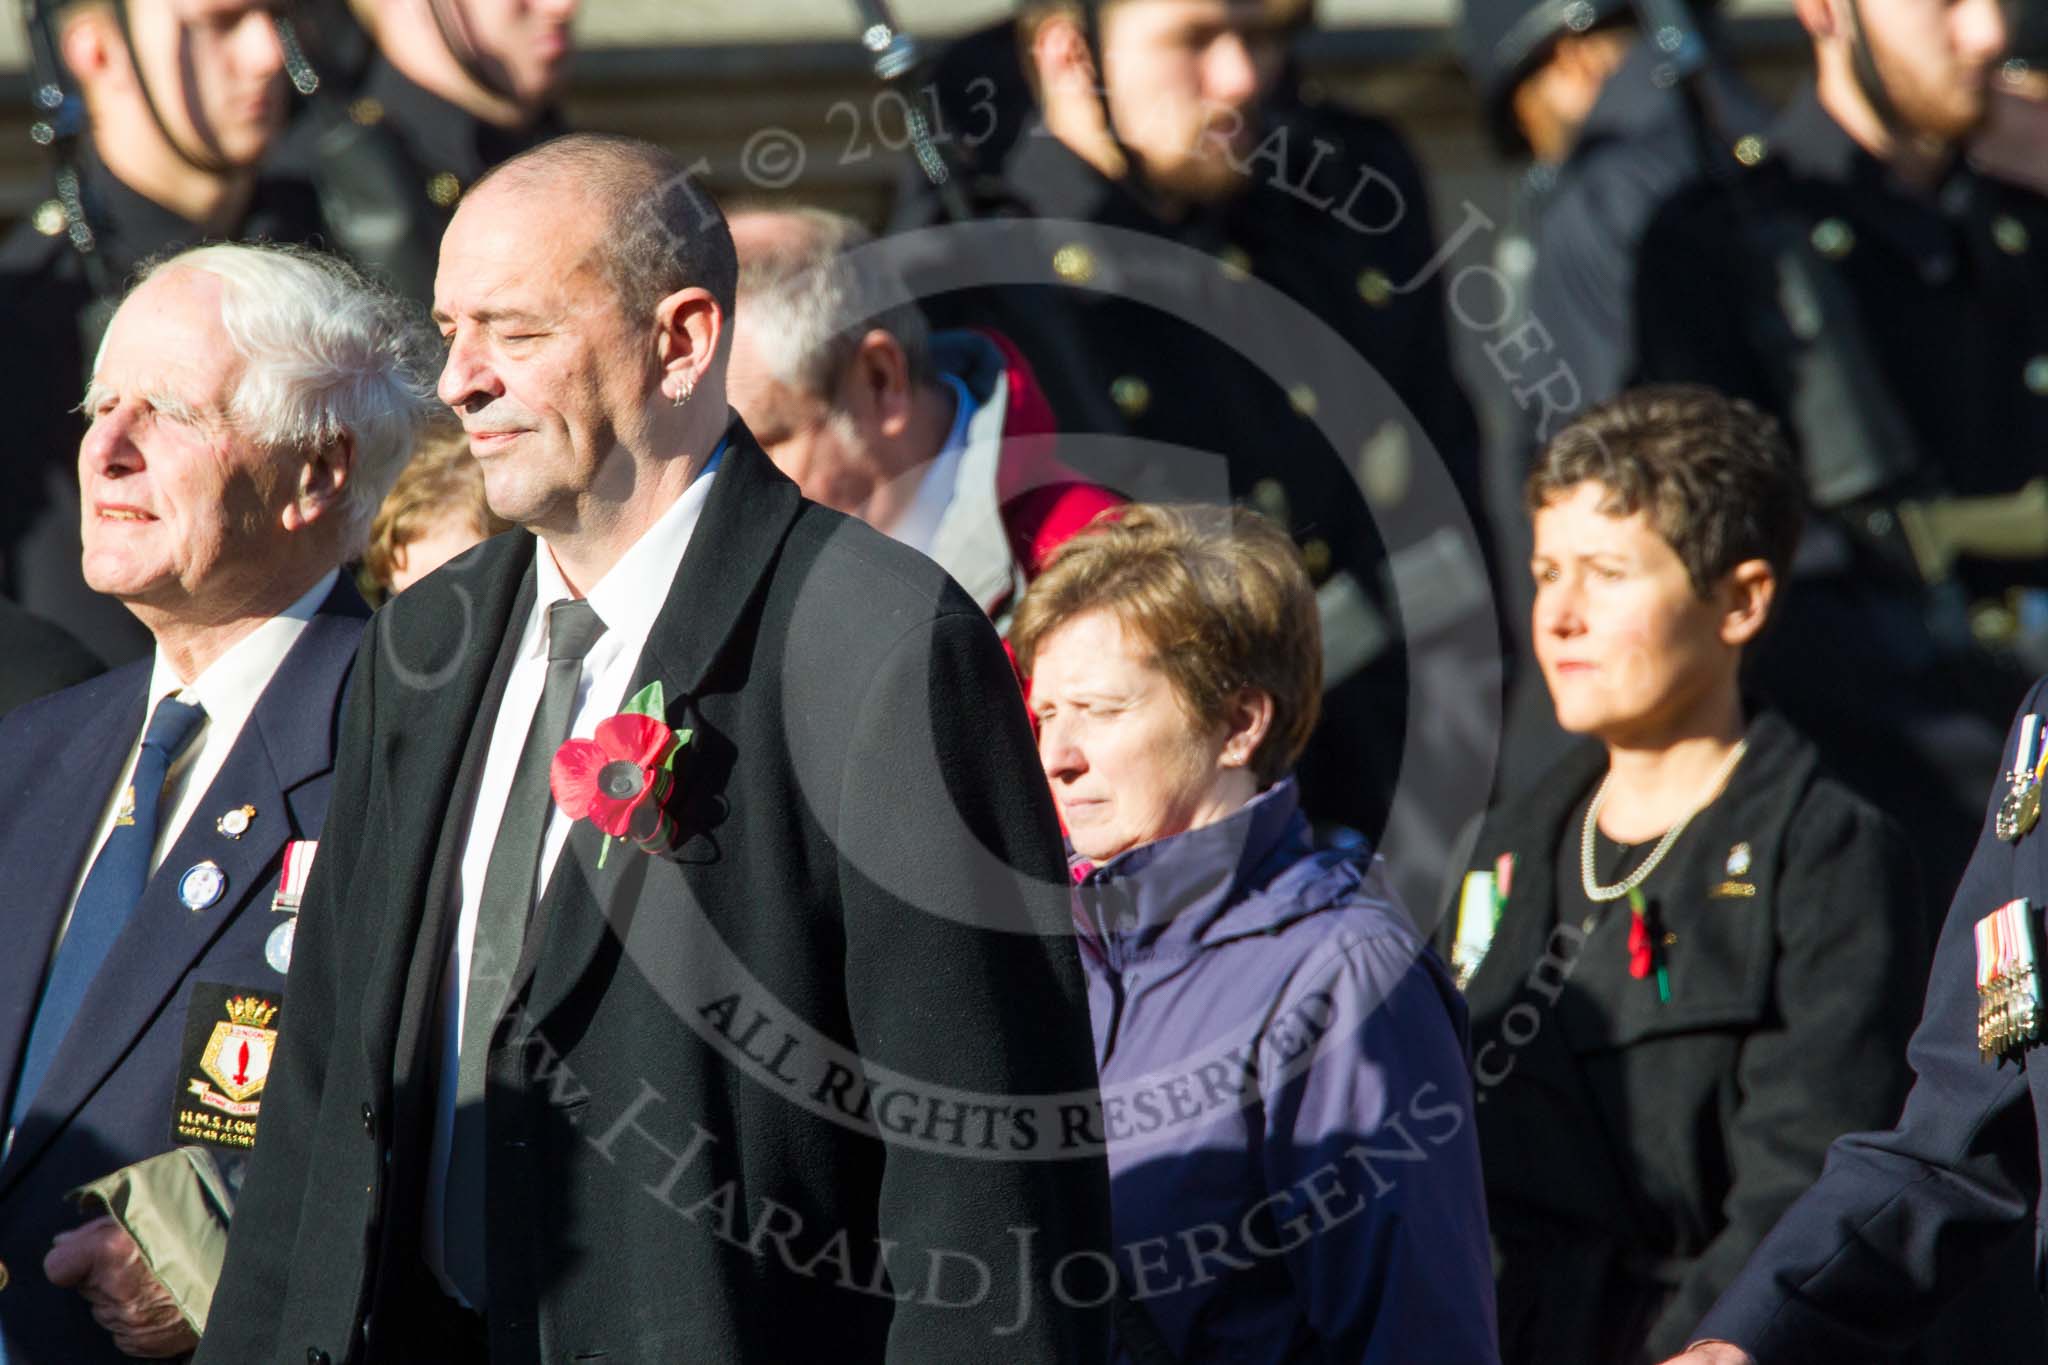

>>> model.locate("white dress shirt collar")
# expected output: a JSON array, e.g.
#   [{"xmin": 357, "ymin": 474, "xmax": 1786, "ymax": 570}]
[
  {"xmin": 527, "ymin": 441, "xmax": 726, "ymax": 660},
  {"xmin": 890, "ymin": 372, "xmax": 977, "ymax": 558},
  {"xmin": 144, "ymin": 568, "xmax": 340, "ymax": 729}
]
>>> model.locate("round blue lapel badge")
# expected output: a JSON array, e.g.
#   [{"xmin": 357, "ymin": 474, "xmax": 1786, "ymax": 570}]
[
  {"xmin": 265, "ymin": 917, "xmax": 296, "ymax": 974},
  {"xmin": 179, "ymin": 860, "xmax": 226, "ymax": 912}
]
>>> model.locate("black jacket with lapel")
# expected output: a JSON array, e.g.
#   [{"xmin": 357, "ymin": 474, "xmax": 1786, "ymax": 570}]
[
  {"xmin": 200, "ymin": 428, "xmax": 1114, "ymax": 1365},
  {"xmin": 0, "ymin": 580, "xmax": 367, "ymax": 1363},
  {"xmin": 1448, "ymin": 710, "xmax": 1927, "ymax": 1363}
]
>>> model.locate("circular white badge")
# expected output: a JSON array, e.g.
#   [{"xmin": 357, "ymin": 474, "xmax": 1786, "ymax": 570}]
[{"xmin": 179, "ymin": 861, "xmax": 226, "ymax": 912}]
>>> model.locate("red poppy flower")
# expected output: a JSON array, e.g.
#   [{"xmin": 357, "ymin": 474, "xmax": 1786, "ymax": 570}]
[
  {"xmin": 1627, "ymin": 912, "xmax": 1654, "ymax": 981},
  {"xmin": 552, "ymin": 713, "xmax": 677, "ymax": 840}
]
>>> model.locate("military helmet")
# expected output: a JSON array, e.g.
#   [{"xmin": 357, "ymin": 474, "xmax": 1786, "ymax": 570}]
[
  {"xmin": 1074, "ymin": 0, "xmax": 1314, "ymax": 26},
  {"xmin": 1459, "ymin": 0, "xmax": 1635, "ymax": 140}
]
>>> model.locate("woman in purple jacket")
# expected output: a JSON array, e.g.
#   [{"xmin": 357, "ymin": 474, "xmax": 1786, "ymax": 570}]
[{"xmin": 1010, "ymin": 503, "xmax": 1499, "ymax": 1365}]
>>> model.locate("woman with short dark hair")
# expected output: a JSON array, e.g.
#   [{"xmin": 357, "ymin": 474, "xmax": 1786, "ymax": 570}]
[
  {"xmin": 1013, "ymin": 503, "xmax": 1498, "ymax": 1365},
  {"xmin": 1447, "ymin": 385, "xmax": 1927, "ymax": 1365}
]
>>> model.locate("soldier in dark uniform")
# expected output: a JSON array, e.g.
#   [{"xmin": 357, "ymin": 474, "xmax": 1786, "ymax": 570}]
[
  {"xmin": 892, "ymin": 0, "xmax": 1493, "ymax": 902},
  {"xmin": 1632, "ymin": 0, "xmax": 2047, "ymax": 918},
  {"xmin": 1459, "ymin": 0, "xmax": 1769, "ymax": 795},
  {"xmin": 272, "ymin": 0, "xmax": 575, "ymax": 302},
  {"xmin": 0, "ymin": 0, "xmax": 321, "ymax": 666}
]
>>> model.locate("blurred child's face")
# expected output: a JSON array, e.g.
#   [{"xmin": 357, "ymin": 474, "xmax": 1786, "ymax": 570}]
[{"xmin": 388, "ymin": 513, "xmax": 490, "ymax": 594}]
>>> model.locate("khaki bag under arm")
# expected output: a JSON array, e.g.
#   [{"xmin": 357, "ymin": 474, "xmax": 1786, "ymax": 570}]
[{"xmin": 68, "ymin": 1146, "xmax": 235, "ymax": 1334}]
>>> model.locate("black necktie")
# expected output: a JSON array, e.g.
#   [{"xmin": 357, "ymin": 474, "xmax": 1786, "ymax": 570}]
[{"xmin": 443, "ymin": 598, "xmax": 606, "ymax": 1307}]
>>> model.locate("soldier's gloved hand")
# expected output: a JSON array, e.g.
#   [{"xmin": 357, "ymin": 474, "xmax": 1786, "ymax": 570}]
[
  {"xmin": 1659, "ymin": 1345, "xmax": 1756, "ymax": 1365},
  {"xmin": 43, "ymin": 1214, "xmax": 199, "ymax": 1358}
]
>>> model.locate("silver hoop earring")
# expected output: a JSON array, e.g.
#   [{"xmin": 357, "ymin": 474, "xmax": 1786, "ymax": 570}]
[{"xmin": 671, "ymin": 380, "xmax": 694, "ymax": 408}]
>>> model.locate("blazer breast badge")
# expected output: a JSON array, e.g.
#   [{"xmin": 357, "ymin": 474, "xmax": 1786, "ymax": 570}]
[{"xmin": 172, "ymin": 982, "xmax": 283, "ymax": 1151}]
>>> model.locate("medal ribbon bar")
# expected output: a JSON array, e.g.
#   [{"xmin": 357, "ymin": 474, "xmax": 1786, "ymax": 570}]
[
  {"xmin": 1978, "ymin": 898, "xmax": 2041, "ymax": 1062},
  {"xmin": 273, "ymin": 839, "xmax": 317, "ymax": 914}
]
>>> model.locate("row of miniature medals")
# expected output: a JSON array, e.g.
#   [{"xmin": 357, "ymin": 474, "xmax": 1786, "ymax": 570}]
[{"xmin": 1982, "ymin": 715, "xmax": 2046, "ymax": 1063}]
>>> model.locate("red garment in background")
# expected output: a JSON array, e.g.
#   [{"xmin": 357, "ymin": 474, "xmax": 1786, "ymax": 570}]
[{"xmin": 978, "ymin": 328, "xmax": 1125, "ymax": 585}]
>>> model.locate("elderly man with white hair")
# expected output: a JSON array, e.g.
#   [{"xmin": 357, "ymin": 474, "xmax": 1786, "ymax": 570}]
[{"xmin": 0, "ymin": 241, "xmax": 437, "ymax": 1364}]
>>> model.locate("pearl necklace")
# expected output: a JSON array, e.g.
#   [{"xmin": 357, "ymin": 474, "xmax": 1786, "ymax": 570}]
[{"xmin": 1580, "ymin": 739, "xmax": 1750, "ymax": 902}]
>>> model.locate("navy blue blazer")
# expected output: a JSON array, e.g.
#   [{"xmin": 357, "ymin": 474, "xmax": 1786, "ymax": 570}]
[
  {"xmin": 1693, "ymin": 675, "xmax": 2048, "ymax": 1361},
  {"xmin": 0, "ymin": 579, "xmax": 366, "ymax": 1364}
]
